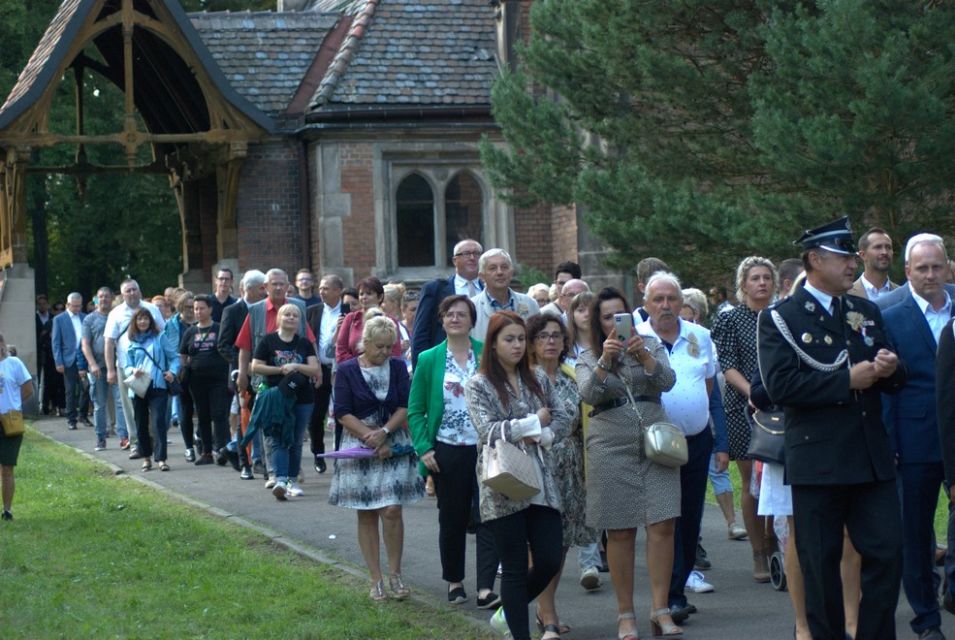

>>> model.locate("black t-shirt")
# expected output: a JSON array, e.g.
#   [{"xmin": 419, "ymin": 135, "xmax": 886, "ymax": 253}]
[
  {"xmin": 211, "ymin": 295, "xmax": 237, "ymax": 323},
  {"xmin": 179, "ymin": 322, "xmax": 229, "ymax": 378},
  {"xmin": 252, "ymin": 332, "xmax": 314, "ymax": 403}
]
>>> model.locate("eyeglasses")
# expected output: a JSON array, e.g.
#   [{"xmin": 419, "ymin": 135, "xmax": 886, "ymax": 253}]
[
  {"xmin": 535, "ymin": 332, "xmax": 563, "ymax": 342},
  {"xmin": 443, "ymin": 311, "xmax": 469, "ymax": 319},
  {"xmin": 454, "ymin": 251, "xmax": 481, "ymax": 258}
]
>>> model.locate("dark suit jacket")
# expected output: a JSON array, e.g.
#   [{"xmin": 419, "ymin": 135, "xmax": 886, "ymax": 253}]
[
  {"xmin": 306, "ymin": 302, "xmax": 346, "ymax": 365},
  {"xmin": 882, "ymin": 292, "xmax": 951, "ymax": 464},
  {"xmin": 52, "ymin": 311, "xmax": 85, "ymax": 367},
  {"xmin": 757, "ymin": 287, "xmax": 906, "ymax": 485},
  {"xmin": 411, "ymin": 275, "xmax": 456, "ymax": 368},
  {"xmin": 217, "ymin": 299, "xmax": 248, "ymax": 370},
  {"xmin": 936, "ymin": 319, "xmax": 955, "ymax": 485},
  {"xmin": 877, "ymin": 282, "xmax": 955, "ymax": 311}
]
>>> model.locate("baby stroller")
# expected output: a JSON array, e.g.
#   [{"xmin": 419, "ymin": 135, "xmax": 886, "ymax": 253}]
[{"xmin": 770, "ymin": 515, "xmax": 788, "ymax": 591}]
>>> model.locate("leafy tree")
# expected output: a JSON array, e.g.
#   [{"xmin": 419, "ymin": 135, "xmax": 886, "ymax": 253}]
[{"xmin": 481, "ymin": 1, "xmax": 955, "ymax": 285}]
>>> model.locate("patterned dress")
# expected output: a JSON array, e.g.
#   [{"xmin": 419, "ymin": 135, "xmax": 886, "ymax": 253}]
[
  {"xmin": 711, "ymin": 304, "xmax": 760, "ymax": 460},
  {"xmin": 547, "ymin": 365, "xmax": 597, "ymax": 547},
  {"xmin": 329, "ymin": 361, "xmax": 424, "ymax": 509},
  {"xmin": 576, "ymin": 341, "xmax": 680, "ymax": 530}
]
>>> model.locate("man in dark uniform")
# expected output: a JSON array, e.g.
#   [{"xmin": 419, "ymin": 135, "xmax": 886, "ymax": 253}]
[{"xmin": 757, "ymin": 216, "xmax": 907, "ymax": 640}]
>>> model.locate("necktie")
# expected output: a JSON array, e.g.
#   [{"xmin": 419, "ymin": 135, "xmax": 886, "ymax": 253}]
[
  {"xmin": 467, "ymin": 280, "xmax": 478, "ymax": 298},
  {"xmin": 831, "ymin": 296, "xmax": 842, "ymax": 320}
]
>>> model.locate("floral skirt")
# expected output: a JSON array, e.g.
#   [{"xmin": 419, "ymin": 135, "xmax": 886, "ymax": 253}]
[{"xmin": 328, "ymin": 426, "xmax": 424, "ymax": 510}]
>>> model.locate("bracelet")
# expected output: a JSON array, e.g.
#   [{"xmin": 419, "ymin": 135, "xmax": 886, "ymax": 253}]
[
  {"xmin": 382, "ymin": 426, "xmax": 391, "ymax": 435},
  {"xmin": 595, "ymin": 358, "xmax": 611, "ymax": 372}
]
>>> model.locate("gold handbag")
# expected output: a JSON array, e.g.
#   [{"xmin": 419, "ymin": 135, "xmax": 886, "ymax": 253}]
[
  {"xmin": 481, "ymin": 422, "xmax": 541, "ymax": 500},
  {"xmin": 0, "ymin": 410, "xmax": 25, "ymax": 437},
  {"xmin": 625, "ymin": 387, "xmax": 687, "ymax": 468}
]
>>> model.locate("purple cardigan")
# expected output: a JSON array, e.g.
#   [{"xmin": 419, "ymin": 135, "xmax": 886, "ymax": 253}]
[{"xmin": 333, "ymin": 357, "xmax": 410, "ymax": 423}]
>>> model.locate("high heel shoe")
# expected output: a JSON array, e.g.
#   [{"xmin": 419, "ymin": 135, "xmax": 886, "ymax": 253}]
[
  {"xmin": 369, "ymin": 579, "xmax": 387, "ymax": 602},
  {"xmin": 617, "ymin": 612, "xmax": 639, "ymax": 640},
  {"xmin": 388, "ymin": 573, "xmax": 410, "ymax": 600},
  {"xmin": 649, "ymin": 608, "xmax": 683, "ymax": 639}
]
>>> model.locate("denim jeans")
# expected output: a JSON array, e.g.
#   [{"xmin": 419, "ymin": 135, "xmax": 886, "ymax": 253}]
[
  {"xmin": 576, "ymin": 542, "xmax": 601, "ymax": 573},
  {"xmin": 88, "ymin": 371, "xmax": 128, "ymax": 440},
  {"xmin": 133, "ymin": 386, "xmax": 169, "ymax": 462},
  {"xmin": 268, "ymin": 403, "xmax": 313, "ymax": 484}
]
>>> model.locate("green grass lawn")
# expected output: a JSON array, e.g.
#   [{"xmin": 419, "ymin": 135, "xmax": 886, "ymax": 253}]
[
  {"xmin": 706, "ymin": 463, "xmax": 950, "ymax": 541},
  {"xmin": 0, "ymin": 429, "xmax": 493, "ymax": 640}
]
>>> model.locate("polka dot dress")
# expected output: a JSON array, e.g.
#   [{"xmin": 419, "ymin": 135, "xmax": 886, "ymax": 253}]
[{"xmin": 712, "ymin": 305, "xmax": 760, "ymax": 460}]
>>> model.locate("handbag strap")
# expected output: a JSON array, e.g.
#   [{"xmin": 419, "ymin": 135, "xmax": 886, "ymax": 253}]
[{"xmin": 132, "ymin": 338, "xmax": 164, "ymax": 371}]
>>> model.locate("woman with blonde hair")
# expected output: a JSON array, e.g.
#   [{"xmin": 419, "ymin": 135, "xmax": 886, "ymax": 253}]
[{"xmin": 330, "ymin": 313, "xmax": 423, "ymax": 600}]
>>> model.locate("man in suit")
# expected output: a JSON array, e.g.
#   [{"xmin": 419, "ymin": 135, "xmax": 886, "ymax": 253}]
[
  {"xmin": 35, "ymin": 294, "xmax": 56, "ymax": 415},
  {"xmin": 935, "ymin": 317, "xmax": 955, "ymax": 617},
  {"xmin": 52, "ymin": 292, "xmax": 89, "ymax": 430},
  {"xmin": 218, "ymin": 269, "xmax": 266, "ymax": 479},
  {"xmin": 306, "ymin": 274, "xmax": 346, "ymax": 470},
  {"xmin": 848, "ymin": 227, "xmax": 899, "ymax": 301},
  {"xmin": 411, "ymin": 238, "xmax": 483, "ymax": 367},
  {"xmin": 876, "ymin": 234, "xmax": 955, "ymax": 312},
  {"xmin": 883, "ymin": 235, "xmax": 951, "ymax": 640},
  {"xmin": 758, "ymin": 216, "xmax": 906, "ymax": 640},
  {"xmin": 470, "ymin": 248, "xmax": 540, "ymax": 341}
]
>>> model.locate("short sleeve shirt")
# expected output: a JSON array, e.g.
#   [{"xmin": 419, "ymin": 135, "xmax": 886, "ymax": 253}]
[
  {"xmin": 0, "ymin": 356, "xmax": 32, "ymax": 413},
  {"xmin": 179, "ymin": 322, "xmax": 228, "ymax": 378},
  {"xmin": 82, "ymin": 311, "xmax": 109, "ymax": 368},
  {"xmin": 253, "ymin": 332, "xmax": 313, "ymax": 403}
]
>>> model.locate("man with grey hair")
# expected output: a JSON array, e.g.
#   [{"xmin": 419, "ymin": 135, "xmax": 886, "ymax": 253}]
[
  {"xmin": 638, "ymin": 271, "xmax": 726, "ymax": 619},
  {"xmin": 470, "ymin": 248, "xmax": 540, "ymax": 341},
  {"xmin": 877, "ymin": 233, "xmax": 955, "ymax": 310},
  {"xmin": 82, "ymin": 287, "xmax": 128, "ymax": 451},
  {"xmin": 52, "ymin": 291, "xmax": 89, "ymax": 430},
  {"xmin": 541, "ymin": 278, "xmax": 590, "ymax": 323},
  {"xmin": 881, "ymin": 233, "xmax": 952, "ymax": 639},
  {"xmin": 104, "ymin": 278, "xmax": 165, "ymax": 457},
  {"xmin": 218, "ymin": 269, "xmax": 266, "ymax": 479},
  {"xmin": 412, "ymin": 238, "xmax": 484, "ymax": 367}
]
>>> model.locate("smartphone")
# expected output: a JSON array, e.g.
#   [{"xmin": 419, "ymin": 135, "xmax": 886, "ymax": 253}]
[
  {"xmin": 341, "ymin": 302, "xmax": 351, "ymax": 316},
  {"xmin": 613, "ymin": 313, "xmax": 633, "ymax": 342}
]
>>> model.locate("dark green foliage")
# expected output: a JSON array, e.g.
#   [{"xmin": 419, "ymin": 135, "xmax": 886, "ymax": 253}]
[{"xmin": 482, "ymin": 0, "xmax": 955, "ymax": 283}]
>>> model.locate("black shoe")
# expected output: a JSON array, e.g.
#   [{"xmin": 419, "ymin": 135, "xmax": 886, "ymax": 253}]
[
  {"xmin": 128, "ymin": 449, "xmax": 143, "ymax": 460},
  {"xmin": 447, "ymin": 586, "xmax": 468, "ymax": 604},
  {"xmin": 67, "ymin": 422, "xmax": 78, "ymax": 431},
  {"xmin": 240, "ymin": 466, "xmax": 254, "ymax": 480},
  {"xmin": 215, "ymin": 451, "xmax": 229, "ymax": 466},
  {"xmin": 668, "ymin": 604, "xmax": 692, "ymax": 624},
  {"xmin": 80, "ymin": 417, "xmax": 94, "ymax": 427},
  {"xmin": 944, "ymin": 591, "xmax": 955, "ymax": 615},
  {"xmin": 315, "ymin": 456, "xmax": 327, "ymax": 474},
  {"xmin": 476, "ymin": 591, "xmax": 501, "ymax": 609},
  {"xmin": 918, "ymin": 627, "xmax": 945, "ymax": 640},
  {"xmin": 195, "ymin": 454, "xmax": 214, "ymax": 466},
  {"xmin": 1, "ymin": 510, "xmax": 12, "ymax": 521},
  {"xmin": 225, "ymin": 449, "xmax": 241, "ymax": 471},
  {"xmin": 695, "ymin": 542, "xmax": 712, "ymax": 570}
]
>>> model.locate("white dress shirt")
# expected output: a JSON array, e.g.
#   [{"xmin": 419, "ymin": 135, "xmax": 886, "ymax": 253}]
[
  {"xmin": 637, "ymin": 318, "xmax": 716, "ymax": 436},
  {"xmin": 319, "ymin": 302, "xmax": 341, "ymax": 365},
  {"xmin": 454, "ymin": 274, "xmax": 482, "ymax": 298},
  {"xmin": 911, "ymin": 290, "xmax": 953, "ymax": 345},
  {"xmin": 861, "ymin": 275, "xmax": 893, "ymax": 301},
  {"xmin": 68, "ymin": 310, "xmax": 83, "ymax": 347}
]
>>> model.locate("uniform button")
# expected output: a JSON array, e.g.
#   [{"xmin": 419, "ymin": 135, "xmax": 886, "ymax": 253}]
[
  {"xmin": 862, "ymin": 411, "xmax": 866, "ymax": 417},
  {"xmin": 804, "ymin": 435, "xmax": 809, "ymax": 441},
  {"xmin": 846, "ymin": 340, "xmax": 851, "ymax": 346}
]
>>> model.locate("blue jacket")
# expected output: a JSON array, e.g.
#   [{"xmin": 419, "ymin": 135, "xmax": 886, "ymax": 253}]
[
  {"xmin": 52, "ymin": 311, "xmax": 85, "ymax": 367},
  {"xmin": 882, "ymin": 292, "xmax": 952, "ymax": 463},
  {"xmin": 411, "ymin": 275, "xmax": 456, "ymax": 368},
  {"xmin": 124, "ymin": 333, "xmax": 180, "ymax": 393}
]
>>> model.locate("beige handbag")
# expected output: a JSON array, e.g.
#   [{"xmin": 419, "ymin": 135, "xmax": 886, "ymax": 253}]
[
  {"xmin": 0, "ymin": 410, "xmax": 26, "ymax": 437},
  {"xmin": 481, "ymin": 422, "xmax": 541, "ymax": 500},
  {"xmin": 625, "ymin": 387, "xmax": 687, "ymax": 468}
]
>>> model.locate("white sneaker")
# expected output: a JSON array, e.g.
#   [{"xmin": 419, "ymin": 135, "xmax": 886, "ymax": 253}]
[
  {"xmin": 685, "ymin": 570, "xmax": 714, "ymax": 593},
  {"xmin": 489, "ymin": 606, "xmax": 510, "ymax": 637},
  {"xmin": 287, "ymin": 482, "xmax": 304, "ymax": 497},
  {"xmin": 728, "ymin": 522, "xmax": 748, "ymax": 540},
  {"xmin": 579, "ymin": 566, "xmax": 601, "ymax": 591},
  {"xmin": 264, "ymin": 474, "xmax": 277, "ymax": 489}
]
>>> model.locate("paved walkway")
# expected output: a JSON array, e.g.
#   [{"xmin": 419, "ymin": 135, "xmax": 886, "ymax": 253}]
[{"xmin": 33, "ymin": 416, "xmax": 954, "ymax": 640}]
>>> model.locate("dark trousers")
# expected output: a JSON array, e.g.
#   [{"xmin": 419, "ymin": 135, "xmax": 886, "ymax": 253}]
[
  {"xmin": 432, "ymin": 442, "xmax": 499, "ymax": 589},
  {"xmin": 898, "ymin": 462, "xmax": 945, "ymax": 633},
  {"xmin": 792, "ymin": 480, "xmax": 902, "ymax": 640},
  {"xmin": 177, "ymin": 383, "xmax": 195, "ymax": 449},
  {"xmin": 308, "ymin": 365, "xmax": 332, "ymax": 456},
  {"xmin": 668, "ymin": 427, "xmax": 713, "ymax": 608},
  {"xmin": 485, "ymin": 505, "xmax": 562, "ymax": 640},
  {"xmin": 132, "ymin": 386, "xmax": 169, "ymax": 462},
  {"xmin": 190, "ymin": 372, "xmax": 231, "ymax": 454},
  {"xmin": 63, "ymin": 363, "xmax": 89, "ymax": 424}
]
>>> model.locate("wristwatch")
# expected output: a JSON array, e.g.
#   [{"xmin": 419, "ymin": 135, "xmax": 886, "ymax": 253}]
[
  {"xmin": 381, "ymin": 426, "xmax": 391, "ymax": 435},
  {"xmin": 596, "ymin": 358, "xmax": 612, "ymax": 372}
]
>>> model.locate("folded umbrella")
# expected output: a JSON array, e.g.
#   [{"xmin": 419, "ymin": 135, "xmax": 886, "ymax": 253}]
[{"xmin": 317, "ymin": 444, "xmax": 415, "ymax": 459}]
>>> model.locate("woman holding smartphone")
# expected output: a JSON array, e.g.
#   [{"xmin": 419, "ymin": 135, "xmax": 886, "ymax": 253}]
[{"xmin": 576, "ymin": 288, "xmax": 681, "ymax": 640}]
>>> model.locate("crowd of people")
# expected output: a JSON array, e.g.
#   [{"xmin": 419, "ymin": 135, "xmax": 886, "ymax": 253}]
[{"xmin": 4, "ymin": 217, "xmax": 955, "ymax": 640}]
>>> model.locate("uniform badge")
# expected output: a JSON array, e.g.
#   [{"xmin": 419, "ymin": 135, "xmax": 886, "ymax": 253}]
[
  {"xmin": 864, "ymin": 336, "xmax": 874, "ymax": 347},
  {"xmin": 845, "ymin": 299, "xmax": 854, "ymax": 310},
  {"xmin": 823, "ymin": 335, "xmax": 833, "ymax": 345},
  {"xmin": 801, "ymin": 333, "xmax": 813, "ymax": 344},
  {"xmin": 804, "ymin": 301, "xmax": 816, "ymax": 313}
]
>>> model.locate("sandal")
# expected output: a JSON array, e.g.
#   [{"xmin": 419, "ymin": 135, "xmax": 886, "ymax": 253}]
[
  {"xmin": 536, "ymin": 611, "xmax": 571, "ymax": 635},
  {"xmin": 649, "ymin": 608, "xmax": 683, "ymax": 639},
  {"xmin": 158, "ymin": 461, "xmax": 170, "ymax": 472},
  {"xmin": 618, "ymin": 612, "xmax": 639, "ymax": 640},
  {"xmin": 389, "ymin": 573, "xmax": 410, "ymax": 600},
  {"xmin": 369, "ymin": 579, "xmax": 387, "ymax": 602},
  {"xmin": 541, "ymin": 623, "xmax": 562, "ymax": 640},
  {"xmin": 141, "ymin": 460, "xmax": 152, "ymax": 472}
]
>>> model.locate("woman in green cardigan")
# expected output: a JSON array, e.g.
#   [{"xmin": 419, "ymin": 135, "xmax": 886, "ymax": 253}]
[{"xmin": 408, "ymin": 295, "xmax": 501, "ymax": 609}]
